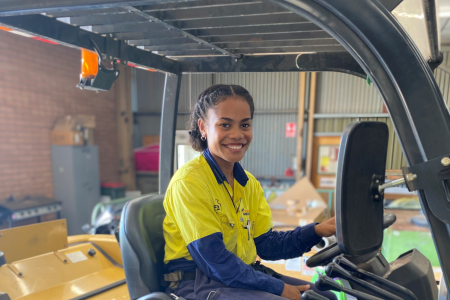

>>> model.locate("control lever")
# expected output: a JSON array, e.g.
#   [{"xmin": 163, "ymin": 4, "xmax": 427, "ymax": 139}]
[
  {"xmin": 301, "ymin": 290, "xmax": 328, "ymax": 300},
  {"xmin": 325, "ymin": 263, "xmax": 403, "ymax": 300},
  {"xmin": 333, "ymin": 256, "xmax": 418, "ymax": 300},
  {"xmin": 315, "ymin": 275, "xmax": 383, "ymax": 300}
]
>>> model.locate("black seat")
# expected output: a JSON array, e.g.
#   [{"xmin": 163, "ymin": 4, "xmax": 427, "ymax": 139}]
[{"xmin": 120, "ymin": 194, "xmax": 172, "ymax": 300}]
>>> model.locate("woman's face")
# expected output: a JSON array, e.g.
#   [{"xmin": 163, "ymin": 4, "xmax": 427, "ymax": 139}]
[{"xmin": 198, "ymin": 96, "xmax": 253, "ymax": 163}]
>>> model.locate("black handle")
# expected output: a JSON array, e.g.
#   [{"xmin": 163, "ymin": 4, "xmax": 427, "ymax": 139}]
[
  {"xmin": 383, "ymin": 213, "xmax": 397, "ymax": 229},
  {"xmin": 326, "ymin": 263, "xmax": 404, "ymax": 300},
  {"xmin": 301, "ymin": 290, "xmax": 329, "ymax": 300},
  {"xmin": 334, "ymin": 257, "xmax": 418, "ymax": 300},
  {"xmin": 316, "ymin": 275, "xmax": 383, "ymax": 300}
]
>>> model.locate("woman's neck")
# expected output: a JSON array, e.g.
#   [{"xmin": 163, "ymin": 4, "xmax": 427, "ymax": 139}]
[{"xmin": 210, "ymin": 151, "xmax": 234, "ymax": 183}]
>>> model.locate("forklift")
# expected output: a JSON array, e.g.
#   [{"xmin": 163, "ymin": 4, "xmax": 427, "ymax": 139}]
[{"xmin": 0, "ymin": 0, "xmax": 449, "ymax": 299}]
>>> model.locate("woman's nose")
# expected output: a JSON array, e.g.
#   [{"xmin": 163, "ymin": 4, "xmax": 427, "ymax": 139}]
[{"xmin": 229, "ymin": 128, "xmax": 245, "ymax": 139}]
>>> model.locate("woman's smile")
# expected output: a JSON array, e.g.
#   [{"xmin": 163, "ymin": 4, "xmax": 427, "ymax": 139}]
[{"xmin": 223, "ymin": 143, "xmax": 246, "ymax": 152}]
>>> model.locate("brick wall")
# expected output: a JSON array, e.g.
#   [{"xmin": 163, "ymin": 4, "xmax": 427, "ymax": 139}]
[{"xmin": 0, "ymin": 30, "xmax": 120, "ymax": 200}]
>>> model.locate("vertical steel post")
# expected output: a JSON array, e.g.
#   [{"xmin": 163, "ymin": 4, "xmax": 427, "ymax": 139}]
[{"xmin": 159, "ymin": 73, "xmax": 182, "ymax": 194}]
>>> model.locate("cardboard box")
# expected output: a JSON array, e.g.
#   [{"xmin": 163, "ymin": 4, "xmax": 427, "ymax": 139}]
[
  {"xmin": 51, "ymin": 130, "xmax": 83, "ymax": 146},
  {"xmin": 51, "ymin": 115, "xmax": 95, "ymax": 146},
  {"xmin": 142, "ymin": 135, "xmax": 160, "ymax": 146},
  {"xmin": 270, "ymin": 177, "xmax": 329, "ymax": 228},
  {"xmin": 53, "ymin": 115, "xmax": 96, "ymax": 131}
]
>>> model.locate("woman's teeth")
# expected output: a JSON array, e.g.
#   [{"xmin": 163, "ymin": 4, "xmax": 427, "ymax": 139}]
[{"xmin": 227, "ymin": 145, "xmax": 243, "ymax": 149}]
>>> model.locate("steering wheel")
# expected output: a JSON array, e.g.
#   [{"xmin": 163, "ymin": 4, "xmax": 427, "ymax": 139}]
[{"xmin": 306, "ymin": 214, "xmax": 397, "ymax": 268}]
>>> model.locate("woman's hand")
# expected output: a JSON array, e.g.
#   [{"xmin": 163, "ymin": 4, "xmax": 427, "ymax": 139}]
[
  {"xmin": 281, "ymin": 283, "xmax": 310, "ymax": 299},
  {"xmin": 314, "ymin": 217, "xmax": 336, "ymax": 237}
]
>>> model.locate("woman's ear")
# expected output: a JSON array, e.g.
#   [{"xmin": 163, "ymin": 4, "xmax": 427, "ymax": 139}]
[{"xmin": 198, "ymin": 118, "xmax": 206, "ymax": 138}]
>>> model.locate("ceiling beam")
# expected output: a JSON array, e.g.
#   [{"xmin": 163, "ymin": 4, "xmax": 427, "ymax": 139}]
[
  {"xmin": 168, "ymin": 13, "xmax": 306, "ymax": 30},
  {"xmin": 0, "ymin": 14, "xmax": 179, "ymax": 74},
  {"xmin": 178, "ymin": 54, "xmax": 301, "ymax": 73},
  {"xmin": 128, "ymin": 36, "xmax": 199, "ymax": 46},
  {"xmin": 123, "ymin": 6, "xmax": 235, "ymax": 57},
  {"xmin": 191, "ymin": 23, "xmax": 321, "ymax": 37},
  {"xmin": 144, "ymin": 2, "xmax": 287, "ymax": 21},
  {"xmin": 0, "ymin": 0, "xmax": 196, "ymax": 16},
  {"xmin": 205, "ymin": 31, "xmax": 331, "ymax": 43},
  {"xmin": 114, "ymin": 30, "xmax": 183, "ymax": 40},
  {"xmin": 218, "ymin": 38, "xmax": 338, "ymax": 49},
  {"xmin": 137, "ymin": 0, "xmax": 260, "ymax": 11},
  {"xmin": 228, "ymin": 45, "xmax": 345, "ymax": 54}
]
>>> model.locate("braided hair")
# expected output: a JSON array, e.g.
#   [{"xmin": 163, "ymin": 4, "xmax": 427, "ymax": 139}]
[{"xmin": 189, "ymin": 84, "xmax": 254, "ymax": 151}]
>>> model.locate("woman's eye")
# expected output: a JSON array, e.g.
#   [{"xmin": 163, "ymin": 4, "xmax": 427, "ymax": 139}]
[
  {"xmin": 220, "ymin": 124, "xmax": 230, "ymax": 128},
  {"xmin": 242, "ymin": 124, "xmax": 251, "ymax": 128}
]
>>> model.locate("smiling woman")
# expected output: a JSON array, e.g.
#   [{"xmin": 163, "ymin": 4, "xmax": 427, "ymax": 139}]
[
  {"xmin": 161, "ymin": 84, "xmax": 337, "ymax": 300},
  {"xmin": 191, "ymin": 85, "xmax": 254, "ymax": 188}
]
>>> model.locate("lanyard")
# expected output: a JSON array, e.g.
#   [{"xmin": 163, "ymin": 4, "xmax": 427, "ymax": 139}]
[
  {"xmin": 222, "ymin": 182, "xmax": 240, "ymax": 213},
  {"xmin": 223, "ymin": 183, "xmax": 251, "ymax": 240}
]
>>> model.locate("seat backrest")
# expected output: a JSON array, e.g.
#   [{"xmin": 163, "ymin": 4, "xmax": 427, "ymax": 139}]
[{"xmin": 120, "ymin": 194, "xmax": 166, "ymax": 300}]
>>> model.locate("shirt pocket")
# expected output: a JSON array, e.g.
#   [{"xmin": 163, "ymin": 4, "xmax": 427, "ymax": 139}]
[{"xmin": 215, "ymin": 211, "xmax": 237, "ymax": 252}]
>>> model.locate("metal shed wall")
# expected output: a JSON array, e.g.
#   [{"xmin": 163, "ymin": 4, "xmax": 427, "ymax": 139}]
[
  {"xmin": 314, "ymin": 51, "xmax": 450, "ymax": 170},
  {"xmin": 315, "ymin": 72, "xmax": 383, "ymax": 114},
  {"xmin": 136, "ymin": 53, "xmax": 450, "ymax": 175}
]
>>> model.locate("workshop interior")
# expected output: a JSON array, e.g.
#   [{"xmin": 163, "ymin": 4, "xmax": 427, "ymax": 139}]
[{"xmin": 1, "ymin": 0, "xmax": 450, "ymax": 299}]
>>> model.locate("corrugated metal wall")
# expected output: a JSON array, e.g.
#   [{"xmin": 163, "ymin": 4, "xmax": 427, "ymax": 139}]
[
  {"xmin": 136, "ymin": 52, "xmax": 450, "ymax": 175},
  {"xmin": 314, "ymin": 71, "xmax": 406, "ymax": 170},
  {"xmin": 316, "ymin": 72, "xmax": 382, "ymax": 114},
  {"xmin": 176, "ymin": 74, "xmax": 213, "ymax": 131},
  {"xmin": 314, "ymin": 51, "xmax": 450, "ymax": 169},
  {"xmin": 135, "ymin": 71, "xmax": 212, "ymax": 141},
  {"xmin": 315, "ymin": 72, "xmax": 383, "ymax": 114}
]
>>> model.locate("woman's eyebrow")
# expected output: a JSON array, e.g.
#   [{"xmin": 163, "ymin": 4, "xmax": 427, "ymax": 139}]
[
  {"xmin": 219, "ymin": 117, "xmax": 252, "ymax": 122},
  {"xmin": 219, "ymin": 117, "xmax": 234, "ymax": 121}
]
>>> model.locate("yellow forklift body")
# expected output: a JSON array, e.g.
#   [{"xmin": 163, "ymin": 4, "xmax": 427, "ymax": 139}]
[{"xmin": 0, "ymin": 221, "xmax": 130, "ymax": 300}]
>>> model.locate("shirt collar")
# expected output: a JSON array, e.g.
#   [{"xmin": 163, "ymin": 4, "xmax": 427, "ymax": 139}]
[{"xmin": 202, "ymin": 148, "xmax": 249, "ymax": 187}]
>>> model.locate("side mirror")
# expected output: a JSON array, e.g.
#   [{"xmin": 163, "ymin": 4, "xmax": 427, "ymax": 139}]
[{"xmin": 336, "ymin": 122, "xmax": 389, "ymax": 256}]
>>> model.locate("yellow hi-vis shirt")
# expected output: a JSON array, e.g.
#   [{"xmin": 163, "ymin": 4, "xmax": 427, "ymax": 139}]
[{"xmin": 163, "ymin": 154, "xmax": 273, "ymax": 265}]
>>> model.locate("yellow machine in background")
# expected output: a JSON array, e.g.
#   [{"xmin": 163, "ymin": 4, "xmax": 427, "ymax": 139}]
[{"xmin": 0, "ymin": 220, "xmax": 129, "ymax": 300}]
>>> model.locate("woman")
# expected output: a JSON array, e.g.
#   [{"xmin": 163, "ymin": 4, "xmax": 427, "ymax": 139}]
[{"xmin": 162, "ymin": 84, "xmax": 337, "ymax": 300}]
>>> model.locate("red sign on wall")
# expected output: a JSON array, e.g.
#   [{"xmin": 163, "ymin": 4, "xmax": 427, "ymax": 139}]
[{"xmin": 285, "ymin": 122, "xmax": 297, "ymax": 138}]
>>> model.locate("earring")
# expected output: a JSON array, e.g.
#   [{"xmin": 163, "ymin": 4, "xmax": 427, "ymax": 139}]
[{"xmin": 201, "ymin": 136, "xmax": 206, "ymax": 141}]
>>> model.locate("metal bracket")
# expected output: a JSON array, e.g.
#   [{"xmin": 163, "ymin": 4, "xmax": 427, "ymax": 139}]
[
  {"xmin": 119, "ymin": 40, "xmax": 129, "ymax": 65},
  {"xmin": 403, "ymin": 154, "xmax": 450, "ymax": 223},
  {"xmin": 54, "ymin": 251, "xmax": 69, "ymax": 264},
  {"xmin": 371, "ymin": 170, "xmax": 418, "ymax": 202},
  {"xmin": 370, "ymin": 174, "xmax": 385, "ymax": 201},
  {"xmin": 7, "ymin": 264, "xmax": 23, "ymax": 278}
]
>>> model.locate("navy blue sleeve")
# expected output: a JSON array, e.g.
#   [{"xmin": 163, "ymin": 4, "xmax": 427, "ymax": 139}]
[
  {"xmin": 254, "ymin": 223, "xmax": 322, "ymax": 261},
  {"xmin": 187, "ymin": 232, "xmax": 285, "ymax": 296}
]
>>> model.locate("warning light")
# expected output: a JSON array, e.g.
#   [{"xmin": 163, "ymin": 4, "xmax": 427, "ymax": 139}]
[
  {"xmin": 81, "ymin": 49, "xmax": 99, "ymax": 79},
  {"xmin": 77, "ymin": 47, "xmax": 119, "ymax": 92}
]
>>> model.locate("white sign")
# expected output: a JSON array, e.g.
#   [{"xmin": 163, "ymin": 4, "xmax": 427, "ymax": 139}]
[
  {"xmin": 320, "ymin": 177, "xmax": 336, "ymax": 188},
  {"xmin": 261, "ymin": 259, "xmax": 285, "ymax": 265},
  {"xmin": 285, "ymin": 257, "xmax": 302, "ymax": 272},
  {"xmin": 65, "ymin": 251, "xmax": 88, "ymax": 263},
  {"xmin": 301, "ymin": 256, "xmax": 316, "ymax": 276}
]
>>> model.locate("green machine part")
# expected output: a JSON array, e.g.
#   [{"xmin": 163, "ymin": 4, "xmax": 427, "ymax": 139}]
[{"xmin": 311, "ymin": 268, "xmax": 348, "ymax": 300}]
